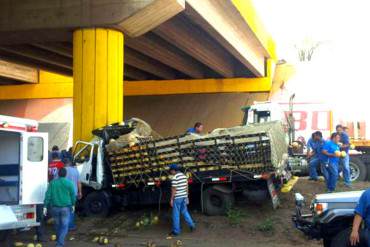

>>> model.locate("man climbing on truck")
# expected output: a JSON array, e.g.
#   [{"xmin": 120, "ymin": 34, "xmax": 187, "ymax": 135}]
[
  {"xmin": 169, "ymin": 164, "xmax": 195, "ymax": 237},
  {"xmin": 186, "ymin": 122, "xmax": 204, "ymax": 134}
]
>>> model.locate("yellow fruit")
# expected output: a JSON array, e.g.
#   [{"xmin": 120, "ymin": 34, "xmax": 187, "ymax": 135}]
[
  {"xmin": 13, "ymin": 242, "xmax": 24, "ymax": 247},
  {"xmin": 103, "ymin": 238, "xmax": 109, "ymax": 245},
  {"xmin": 26, "ymin": 244, "xmax": 35, "ymax": 247},
  {"xmin": 334, "ymin": 151, "xmax": 341, "ymax": 157},
  {"xmin": 135, "ymin": 222, "xmax": 141, "ymax": 228},
  {"xmin": 92, "ymin": 236, "xmax": 100, "ymax": 243},
  {"xmin": 153, "ymin": 216, "xmax": 159, "ymax": 222},
  {"xmin": 51, "ymin": 235, "xmax": 57, "ymax": 241},
  {"xmin": 35, "ymin": 244, "xmax": 42, "ymax": 247},
  {"xmin": 341, "ymin": 151, "xmax": 347, "ymax": 157},
  {"xmin": 99, "ymin": 236, "xmax": 105, "ymax": 244}
]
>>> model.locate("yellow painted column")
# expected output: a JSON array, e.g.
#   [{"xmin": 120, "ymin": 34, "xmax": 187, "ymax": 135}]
[{"xmin": 73, "ymin": 28, "xmax": 124, "ymax": 142}]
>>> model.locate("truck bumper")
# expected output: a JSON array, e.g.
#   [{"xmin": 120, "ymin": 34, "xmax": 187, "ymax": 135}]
[{"xmin": 292, "ymin": 193, "xmax": 322, "ymax": 239}]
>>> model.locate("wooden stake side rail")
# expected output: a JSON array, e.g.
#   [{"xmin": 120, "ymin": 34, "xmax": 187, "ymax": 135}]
[{"xmin": 108, "ymin": 132, "xmax": 273, "ymax": 185}]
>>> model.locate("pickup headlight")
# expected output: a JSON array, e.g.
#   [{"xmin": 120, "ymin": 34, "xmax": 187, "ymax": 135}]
[{"xmin": 313, "ymin": 202, "xmax": 328, "ymax": 215}]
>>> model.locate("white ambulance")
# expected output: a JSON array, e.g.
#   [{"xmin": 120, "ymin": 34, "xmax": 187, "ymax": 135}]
[{"xmin": 0, "ymin": 115, "xmax": 48, "ymax": 240}]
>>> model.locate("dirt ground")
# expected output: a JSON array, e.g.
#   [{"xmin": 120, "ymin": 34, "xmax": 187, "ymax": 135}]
[{"xmin": 8, "ymin": 178, "xmax": 370, "ymax": 247}]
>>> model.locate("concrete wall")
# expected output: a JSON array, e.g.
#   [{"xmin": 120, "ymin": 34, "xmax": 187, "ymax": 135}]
[{"xmin": 124, "ymin": 92, "xmax": 269, "ymax": 137}]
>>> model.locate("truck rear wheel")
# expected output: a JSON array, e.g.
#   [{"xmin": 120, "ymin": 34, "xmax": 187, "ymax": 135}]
[
  {"xmin": 83, "ymin": 192, "xmax": 110, "ymax": 217},
  {"xmin": 330, "ymin": 227, "xmax": 367, "ymax": 247},
  {"xmin": 203, "ymin": 187, "xmax": 234, "ymax": 216},
  {"xmin": 350, "ymin": 157, "xmax": 367, "ymax": 182}
]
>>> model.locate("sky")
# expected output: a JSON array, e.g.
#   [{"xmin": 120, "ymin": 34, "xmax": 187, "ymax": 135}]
[{"xmin": 252, "ymin": 0, "xmax": 370, "ymax": 122}]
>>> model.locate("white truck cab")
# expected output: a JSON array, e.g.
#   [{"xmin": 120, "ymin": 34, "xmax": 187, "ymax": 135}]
[
  {"xmin": 0, "ymin": 115, "xmax": 48, "ymax": 237},
  {"xmin": 242, "ymin": 101, "xmax": 285, "ymax": 125}
]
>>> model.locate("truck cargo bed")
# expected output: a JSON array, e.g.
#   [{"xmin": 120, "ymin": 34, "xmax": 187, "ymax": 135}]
[{"xmin": 107, "ymin": 121, "xmax": 288, "ymax": 186}]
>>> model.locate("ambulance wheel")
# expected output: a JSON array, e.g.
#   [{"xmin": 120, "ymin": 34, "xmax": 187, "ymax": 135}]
[
  {"xmin": 83, "ymin": 192, "xmax": 110, "ymax": 217},
  {"xmin": 349, "ymin": 157, "xmax": 367, "ymax": 182},
  {"xmin": 203, "ymin": 187, "xmax": 234, "ymax": 216}
]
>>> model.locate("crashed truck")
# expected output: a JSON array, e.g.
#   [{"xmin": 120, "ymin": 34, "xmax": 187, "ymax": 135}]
[{"xmin": 74, "ymin": 119, "xmax": 291, "ymax": 216}]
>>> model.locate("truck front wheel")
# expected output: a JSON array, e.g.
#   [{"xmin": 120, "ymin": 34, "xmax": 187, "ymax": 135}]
[
  {"xmin": 203, "ymin": 187, "xmax": 234, "ymax": 216},
  {"xmin": 83, "ymin": 192, "xmax": 110, "ymax": 217},
  {"xmin": 330, "ymin": 227, "xmax": 367, "ymax": 247}
]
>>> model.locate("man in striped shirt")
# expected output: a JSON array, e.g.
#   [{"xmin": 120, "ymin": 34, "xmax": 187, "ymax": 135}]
[{"xmin": 169, "ymin": 164, "xmax": 195, "ymax": 236}]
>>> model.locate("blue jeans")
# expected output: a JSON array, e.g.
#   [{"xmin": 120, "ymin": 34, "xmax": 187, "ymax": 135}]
[
  {"xmin": 340, "ymin": 154, "xmax": 351, "ymax": 185},
  {"xmin": 326, "ymin": 162, "xmax": 339, "ymax": 192},
  {"xmin": 172, "ymin": 197, "xmax": 195, "ymax": 235},
  {"xmin": 321, "ymin": 162, "xmax": 329, "ymax": 181},
  {"xmin": 309, "ymin": 157, "xmax": 320, "ymax": 180},
  {"xmin": 69, "ymin": 209, "xmax": 76, "ymax": 230},
  {"xmin": 51, "ymin": 207, "xmax": 71, "ymax": 247}
]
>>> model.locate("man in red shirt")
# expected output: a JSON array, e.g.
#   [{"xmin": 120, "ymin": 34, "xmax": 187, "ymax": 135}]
[{"xmin": 48, "ymin": 152, "xmax": 64, "ymax": 181}]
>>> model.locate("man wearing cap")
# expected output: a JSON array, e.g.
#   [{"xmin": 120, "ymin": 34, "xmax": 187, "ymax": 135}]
[{"xmin": 169, "ymin": 164, "xmax": 195, "ymax": 236}]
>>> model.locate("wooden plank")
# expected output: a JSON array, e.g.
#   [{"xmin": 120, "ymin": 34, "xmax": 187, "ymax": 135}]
[
  {"xmin": 118, "ymin": 0, "xmax": 185, "ymax": 37},
  {"xmin": 154, "ymin": 14, "xmax": 234, "ymax": 77},
  {"xmin": 0, "ymin": 45, "xmax": 72, "ymax": 69},
  {"xmin": 185, "ymin": 0, "xmax": 267, "ymax": 77},
  {"xmin": 125, "ymin": 47, "xmax": 177, "ymax": 79},
  {"xmin": 125, "ymin": 33, "xmax": 205, "ymax": 78},
  {"xmin": 0, "ymin": 59, "xmax": 38, "ymax": 83},
  {"xmin": 0, "ymin": 49, "xmax": 72, "ymax": 76}
]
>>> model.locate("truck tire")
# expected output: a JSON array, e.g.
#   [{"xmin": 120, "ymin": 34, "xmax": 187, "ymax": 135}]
[
  {"xmin": 203, "ymin": 187, "xmax": 234, "ymax": 216},
  {"xmin": 350, "ymin": 157, "xmax": 367, "ymax": 182},
  {"xmin": 330, "ymin": 227, "xmax": 367, "ymax": 247},
  {"xmin": 83, "ymin": 191, "xmax": 110, "ymax": 217}
]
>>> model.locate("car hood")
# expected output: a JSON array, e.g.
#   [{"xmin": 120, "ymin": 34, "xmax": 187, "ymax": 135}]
[{"xmin": 315, "ymin": 190, "xmax": 364, "ymax": 203}]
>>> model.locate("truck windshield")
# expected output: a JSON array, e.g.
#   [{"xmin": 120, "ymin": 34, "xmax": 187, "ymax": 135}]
[{"xmin": 74, "ymin": 142, "xmax": 92, "ymax": 163}]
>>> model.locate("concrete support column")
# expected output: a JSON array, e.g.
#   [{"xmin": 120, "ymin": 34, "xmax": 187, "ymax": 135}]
[{"xmin": 73, "ymin": 28, "xmax": 124, "ymax": 142}]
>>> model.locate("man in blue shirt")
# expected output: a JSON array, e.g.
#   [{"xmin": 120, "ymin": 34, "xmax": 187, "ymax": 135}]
[
  {"xmin": 322, "ymin": 132, "xmax": 341, "ymax": 192},
  {"xmin": 186, "ymin": 122, "xmax": 204, "ymax": 134},
  {"xmin": 336, "ymin": 125, "xmax": 352, "ymax": 187},
  {"xmin": 307, "ymin": 131, "xmax": 325, "ymax": 181},
  {"xmin": 350, "ymin": 188, "xmax": 370, "ymax": 246}
]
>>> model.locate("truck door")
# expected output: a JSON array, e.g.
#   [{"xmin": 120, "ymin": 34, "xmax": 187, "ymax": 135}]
[
  {"xmin": 73, "ymin": 141, "xmax": 94, "ymax": 185},
  {"xmin": 20, "ymin": 132, "xmax": 48, "ymax": 205}
]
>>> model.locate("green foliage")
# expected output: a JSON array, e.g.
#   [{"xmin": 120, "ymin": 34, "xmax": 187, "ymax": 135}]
[
  {"xmin": 226, "ymin": 207, "xmax": 247, "ymax": 227},
  {"xmin": 256, "ymin": 217, "xmax": 275, "ymax": 232}
]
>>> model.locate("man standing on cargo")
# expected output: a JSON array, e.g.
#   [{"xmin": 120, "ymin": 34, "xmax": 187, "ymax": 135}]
[
  {"xmin": 336, "ymin": 124, "xmax": 352, "ymax": 187},
  {"xmin": 44, "ymin": 168, "xmax": 76, "ymax": 247},
  {"xmin": 307, "ymin": 131, "xmax": 325, "ymax": 181},
  {"xmin": 169, "ymin": 164, "xmax": 195, "ymax": 236},
  {"xmin": 186, "ymin": 122, "xmax": 204, "ymax": 134}
]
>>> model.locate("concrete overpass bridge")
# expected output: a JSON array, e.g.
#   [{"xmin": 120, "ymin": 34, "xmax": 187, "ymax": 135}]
[{"xmin": 0, "ymin": 0, "xmax": 277, "ymax": 142}]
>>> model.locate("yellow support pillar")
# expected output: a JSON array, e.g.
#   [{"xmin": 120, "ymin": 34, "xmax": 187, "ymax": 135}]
[{"xmin": 73, "ymin": 28, "xmax": 124, "ymax": 142}]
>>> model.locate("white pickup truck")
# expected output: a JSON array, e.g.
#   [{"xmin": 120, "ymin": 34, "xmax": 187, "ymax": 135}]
[{"xmin": 0, "ymin": 115, "xmax": 48, "ymax": 241}]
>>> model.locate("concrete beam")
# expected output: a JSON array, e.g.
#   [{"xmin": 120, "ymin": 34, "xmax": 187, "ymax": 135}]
[
  {"xmin": 0, "ymin": 77, "xmax": 271, "ymax": 99},
  {"xmin": 0, "ymin": 0, "xmax": 185, "ymax": 43},
  {"xmin": 0, "ymin": 59, "xmax": 38, "ymax": 83},
  {"xmin": 154, "ymin": 14, "xmax": 235, "ymax": 77},
  {"xmin": 184, "ymin": 0, "xmax": 270, "ymax": 77},
  {"xmin": 125, "ymin": 33, "xmax": 205, "ymax": 78}
]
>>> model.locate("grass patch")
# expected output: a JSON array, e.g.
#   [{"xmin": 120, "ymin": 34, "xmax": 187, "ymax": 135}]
[
  {"xmin": 226, "ymin": 207, "xmax": 247, "ymax": 227},
  {"xmin": 256, "ymin": 217, "xmax": 275, "ymax": 233}
]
